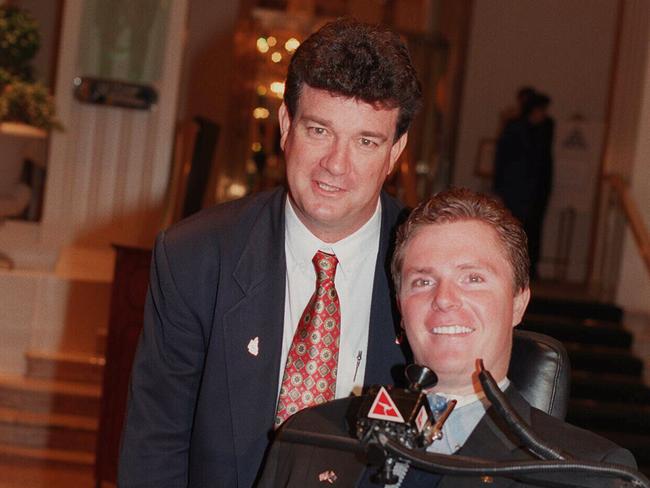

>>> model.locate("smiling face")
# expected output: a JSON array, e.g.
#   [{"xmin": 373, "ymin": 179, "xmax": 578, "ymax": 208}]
[
  {"xmin": 398, "ymin": 220, "xmax": 530, "ymax": 395},
  {"xmin": 279, "ymin": 85, "xmax": 408, "ymax": 243}
]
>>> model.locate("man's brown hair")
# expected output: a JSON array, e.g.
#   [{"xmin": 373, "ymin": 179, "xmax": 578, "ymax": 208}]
[
  {"xmin": 284, "ymin": 18, "xmax": 422, "ymax": 141},
  {"xmin": 391, "ymin": 188, "xmax": 530, "ymax": 294}
]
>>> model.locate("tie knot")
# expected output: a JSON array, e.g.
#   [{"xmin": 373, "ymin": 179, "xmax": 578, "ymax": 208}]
[
  {"xmin": 428, "ymin": 393, "xmax": 449, "ymax": 414},
  {"xmin": 313, "ymin": 251, "xmax": 338, "ymax": 282}
]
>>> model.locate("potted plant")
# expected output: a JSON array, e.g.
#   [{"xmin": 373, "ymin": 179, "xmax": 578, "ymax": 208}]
[
  {"xmin": 0, "ymin": 4, "xmax": 60, "ymax": 223},
  {"xmin": 0, "ymin": 4, "xmax": 61, "ymax": 134}
]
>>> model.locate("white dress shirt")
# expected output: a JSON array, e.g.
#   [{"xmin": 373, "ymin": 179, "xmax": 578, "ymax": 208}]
[{"xmin": 278, "ymin": 196, "xmax": 382, "ymax": 400}]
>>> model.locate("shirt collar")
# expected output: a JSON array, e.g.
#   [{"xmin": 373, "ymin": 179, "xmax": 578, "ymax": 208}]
[
  {"xmin": 431, "ymin": 377, "xmax": 511, "ymax": 409},
  {"xmin": 284, "ymin": 196, "xmax": 382, "ymax": 277}
]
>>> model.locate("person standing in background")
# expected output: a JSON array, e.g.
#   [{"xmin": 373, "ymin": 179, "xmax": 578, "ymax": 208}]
[
  {"xmin": 498, "ymin": 85, "xmax": 536, "ymax": 133},
  {"xmin": 494, "ymin": 91, "xmax": 554, "ymax": 280}
]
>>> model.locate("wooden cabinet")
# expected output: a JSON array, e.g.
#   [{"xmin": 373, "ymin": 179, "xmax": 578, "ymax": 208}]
[{"xmin": 95, "ymin": 245, "xmax": 152, "ymax": 488}]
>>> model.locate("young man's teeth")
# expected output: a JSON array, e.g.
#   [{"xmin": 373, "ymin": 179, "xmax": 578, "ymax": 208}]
[
  {"xmin": 318, "ymin": 182, "xmax": 339, "ymax": 192},
  {"xmin": 431, "ymin": 325, "xmax": 473, "ymax": 335}
]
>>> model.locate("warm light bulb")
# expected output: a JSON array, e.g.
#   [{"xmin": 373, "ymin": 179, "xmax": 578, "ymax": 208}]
[
  {"xmin": 267, "ymin": 36, "xmax": 277, "ymax": 47},
  {"xmin": 270, "ymin": 81, "xmax": 285, "ymax": 97},
  {"xmin": 256, "ymin": 37, "xmax": 269, "ymax": 53},
  {"xmin": 227, "ymin": 183, "xmax": 247, "ymax": 198},
  {"xmin": 251, "ymin": 142, "xmax": 262, "ymax": 152},
  {"xmin": 256, "ymin": 85, "xmax": 267, "ymax": 96},
  {"xmin": 271, "ymin": 51, "xmax": 282, "ymax": 63},
  {"xmin": 253, "ymin": 107, "xmax": 270, "ymax": 119},
  {"xmin": 285, "ymin": 38, "xmax": 300, "ymax": 52},
  {"xmin": 246, "ymin": 160, "xmax": 257, "ymax": 174}
]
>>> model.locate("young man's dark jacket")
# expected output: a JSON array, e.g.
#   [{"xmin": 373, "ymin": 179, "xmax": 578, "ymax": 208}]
[{"xmin": 258, "ymin": 387, "xmax": 636, "ymax": 487}]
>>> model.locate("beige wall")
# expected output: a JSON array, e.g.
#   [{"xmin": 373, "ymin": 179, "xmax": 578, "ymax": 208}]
[
  {"xmin": 453, "ymin": 0, "xmax": 619, "ymax": 281},
  {"xmin": 454, "ymin": 0, "xmax": 618, "ymax": 188},
  {"xmin": 616, "ymin": 29, "xmax": 650, "ymax": 314},
  {"xmin": 173, "ymin": 0, "xmax": 242, "ymax": 208},
  {"xmin": 177, "ymin": 0, "xmax": 241, "ymax": 123},
  {"xmin": 40, "ymin": 0, "xmax": 188, "ymax": 252},
  {"xmin": 603, "ymin": 1, "xmax": 650, "ymax": 178}
]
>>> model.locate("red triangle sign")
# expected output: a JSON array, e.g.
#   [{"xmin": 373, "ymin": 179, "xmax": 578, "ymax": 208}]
[{"xmin": 367, "ymin": 386, "xmax": 404, "ymax": 422}]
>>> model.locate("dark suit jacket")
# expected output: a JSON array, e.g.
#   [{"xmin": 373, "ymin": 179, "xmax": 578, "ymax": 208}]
[
  {"xmin": 258, "ymin": 388, "xmax": 637, "ymax": 488},
  {"xmin": 493, "ymin": 117, "xmax": 554, "ymax": 224},
  {"xmin": 118, "ymin": 187, "xmax": 408, "ymax": 488}
]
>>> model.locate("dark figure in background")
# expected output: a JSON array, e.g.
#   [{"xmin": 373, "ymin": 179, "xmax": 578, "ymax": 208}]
[
  {"xmin": 493, "ymin": 92, "xmax": 554, "ymax": 280},
  {"xmin": 498, "ymin": 85, "xmax": 536, "ymax": 133}
]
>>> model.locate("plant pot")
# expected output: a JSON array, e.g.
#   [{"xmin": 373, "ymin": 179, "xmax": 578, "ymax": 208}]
[{"xmin": 0, "ymin": 121, "xmax": 47, "ymax": 139}]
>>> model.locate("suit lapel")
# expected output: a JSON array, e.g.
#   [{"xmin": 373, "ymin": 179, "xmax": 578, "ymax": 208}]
[
  {"xmin": 221, "ymin": 190, "xmax": 405, "ymax": 481},
  {"xmin": 438, "ymin": 388, "xmax": 534, "ymax": 488},
  {"xmin": 222, "ymin": 189, "xmax": 287, "ymax": 480},
  {"xmin": 364, "ymin": 192, "xmax": 408, "ymax": 387}
]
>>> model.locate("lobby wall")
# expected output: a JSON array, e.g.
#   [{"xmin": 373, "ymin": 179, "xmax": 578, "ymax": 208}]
[{"xmin": 453, "ymin": 0, "xmax": 619, "ymax": 282}]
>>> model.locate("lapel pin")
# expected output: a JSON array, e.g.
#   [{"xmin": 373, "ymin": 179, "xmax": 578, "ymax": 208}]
[
  {"xmin": 247, "ymin": 337, "xmax": 259, "ymax": 356},
  {"xmin": 318, "ymin": 470, "xmax": 337, "ymax": 484}
]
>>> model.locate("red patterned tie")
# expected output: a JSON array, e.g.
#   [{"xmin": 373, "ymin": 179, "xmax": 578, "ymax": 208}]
[{"xmin": 275, "ymin": 251, "xmax": 340, "ymax": 427}]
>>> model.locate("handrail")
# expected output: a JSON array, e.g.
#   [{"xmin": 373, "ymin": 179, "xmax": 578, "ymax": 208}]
[
  {"xmin": 0, "ymin": 220, "xmax": 15, "ymax": 270},
  {"xmin": 605, "ymin": 173, "xmax": 650, "ymax": 273}
]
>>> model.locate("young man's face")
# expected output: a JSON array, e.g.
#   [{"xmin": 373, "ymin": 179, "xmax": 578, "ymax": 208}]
[
  {"xmin": 398, "ymin": 220, "xmax": 530, "ymax": 394},
  {"xmin": 279, "ymin": 85, "xmax": 407, "ymax": 243}
]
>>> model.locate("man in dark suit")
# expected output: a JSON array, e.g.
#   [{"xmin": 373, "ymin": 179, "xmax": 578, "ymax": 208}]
[
  {"xmin": 493, "ymin": 92, "xmax": 554, "ymax": 280},
  {"xmin": 118, "ymin": 19, "xmax": 422, "ymax": 488},
  {"xmin": 258, "ymin": 188, "xmax": 636, "ymax": 487}
]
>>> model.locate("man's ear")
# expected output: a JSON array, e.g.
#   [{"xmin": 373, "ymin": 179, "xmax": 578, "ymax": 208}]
[
  {"xmin": 387, "ymin": 132, "xmax": 408, "ymax": 175},
  {"xmin": 511, "ymin": 287, "xmax": 531, "ymax": 327},
  {"xmin": 278, "ymin": 102, "xmax": 292, "ymax": 151}
]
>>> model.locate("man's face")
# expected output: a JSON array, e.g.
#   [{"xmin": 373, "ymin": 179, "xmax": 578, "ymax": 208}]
[
  {"xmin": 279, "ymin": 85, "xmax": 407, "ymax": 242},
  {"xmin": 398, "ymin": 220, "xmax": 530, "ymax": 394}
]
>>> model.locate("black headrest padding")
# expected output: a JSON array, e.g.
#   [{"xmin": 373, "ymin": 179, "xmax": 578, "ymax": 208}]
[{"xmin": 508, "ymin": 330, "xmax": 570, "ymax": 420}]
